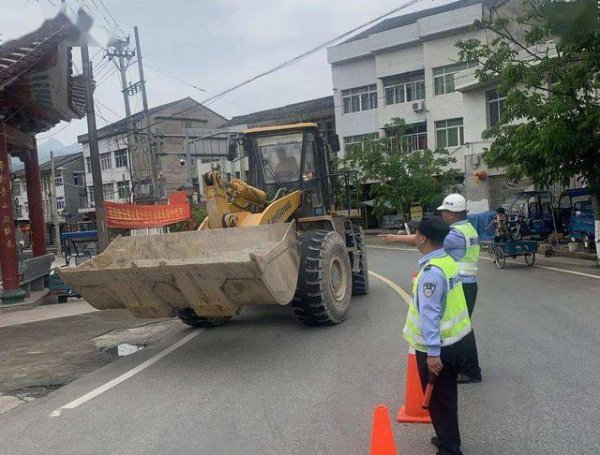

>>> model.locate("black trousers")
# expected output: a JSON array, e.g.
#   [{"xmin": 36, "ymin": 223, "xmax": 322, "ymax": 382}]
[
  {"xmin": 460, "ymin": 282, "xmax": 481, "ymax": 378},
  {"xmin": 416, "ymin": 340, "xmax": 467, "ymax": 455}
]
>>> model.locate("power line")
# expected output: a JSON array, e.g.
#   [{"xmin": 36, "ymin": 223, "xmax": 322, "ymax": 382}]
[
  {"xmin": 96, "ymin": 99, "xmax": 122, "ymax": 120},
  {"xmin": 96, "ymin": 0, "xmax": 127, "ymax": 37},
  {"xmin": 133, "ymin": 0, "xmax": 428, "ymax": 134},
  {"xmin": 144, "ymin": 64, "xmax": 208, "ymax": 93}
]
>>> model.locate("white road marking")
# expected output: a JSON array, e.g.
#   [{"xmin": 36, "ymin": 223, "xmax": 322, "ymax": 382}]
[
  {"xmin": 504, "ymin": 261, "xmax": 600, "ymax": 280},
  {"xmin": 49, "ymin": 329, "xmax": 202, "ymax": 417},
  {"xmin": 368, "ymin": 271, "xmax": 411, "ymax": 305},
  {"xmin": 369, "ymin": 245, "xmax": 600, "ymax": 280}
]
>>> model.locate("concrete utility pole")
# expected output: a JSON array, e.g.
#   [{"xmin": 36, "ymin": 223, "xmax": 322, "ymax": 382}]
[
  {"xmin": 106, "ymin": 38, "xmax": 136, "ymax": 181},
  {"xmin": 81, "ymin": 44, "xmax": 109, "ymax": 252},
  {"xmin": 50, "ymin": 151, "xmax": 61, "ymax": 256},
  {"xmin": 134, "ymin": 26, "xmax": 159, "ymax": 202}
]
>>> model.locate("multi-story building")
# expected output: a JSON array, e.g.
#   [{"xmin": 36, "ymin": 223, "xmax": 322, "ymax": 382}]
[
  {"xmin": 12, "ymin": 151, "xmax": 86, "ymax": 246},
  {"xmin": 78, "ymin": 97, "xmax": 228, "ymax": 209},
  {"xmin": 327, "ymin": 0, "xmax": 521, "ymax": 212}
]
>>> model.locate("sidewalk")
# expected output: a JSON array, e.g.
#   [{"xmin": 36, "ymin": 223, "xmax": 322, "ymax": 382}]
[{"xmin": 0, "ymin": 303, "xmax": 184, "ymax": 410}]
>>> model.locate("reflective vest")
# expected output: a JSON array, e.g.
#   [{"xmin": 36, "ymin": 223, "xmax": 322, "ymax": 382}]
[
  {"xmin": 403, "ymin": 255, "xmax": 472, "ymax": 353},
  {"xmin": 453, "ymin": 222, "xmax": 480, "ymax": 276}
]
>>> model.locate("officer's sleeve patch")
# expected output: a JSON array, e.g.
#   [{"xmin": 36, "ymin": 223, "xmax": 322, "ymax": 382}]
[{"xmin": 423, "ymin": 282, "xmax": 437, "ymax": 298}]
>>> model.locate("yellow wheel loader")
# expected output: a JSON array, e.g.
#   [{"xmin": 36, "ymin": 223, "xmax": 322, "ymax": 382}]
[{"xmin": 59, "ymin": 123, "xmax": 369, "ymax": 327}]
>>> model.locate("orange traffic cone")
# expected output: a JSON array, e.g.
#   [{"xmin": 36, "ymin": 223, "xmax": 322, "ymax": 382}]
[
  {"xmin": 396, "ymin": 348, "xmax": 432, "ymax": 424},
  {"xmin": 370, "ymin": 405, "xmax": 397, "ymax": 455}
]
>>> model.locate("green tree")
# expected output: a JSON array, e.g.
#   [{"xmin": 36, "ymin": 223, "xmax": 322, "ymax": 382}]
[
  {"xmin": 340, "ymin": 118, "xmax": 461, "ymax": 223},
  {"xmin": 456, "ymin": 0, "xmax": 600, "ymax": 257}
]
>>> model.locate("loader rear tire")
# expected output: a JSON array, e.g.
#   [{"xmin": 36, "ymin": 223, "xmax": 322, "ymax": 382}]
[
  {"xmin": 292, "ymin": 230, "xmax": 352, "ymax": 326},
  {"xmin": 351, "ymin": 228, "xmax": 369, "ymax": 295},
  {"xmin": 177, "ymin": 308, "xmax": 237, "ymax": 328}
]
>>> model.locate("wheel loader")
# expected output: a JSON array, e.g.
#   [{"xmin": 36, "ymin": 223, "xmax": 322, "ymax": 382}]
[{"xmin": 59, "ymin": 122, "xmax": 369, "ymax": 327}]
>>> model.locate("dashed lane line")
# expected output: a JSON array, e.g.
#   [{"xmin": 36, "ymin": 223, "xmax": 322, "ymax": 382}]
[{"xmin": 49, "ymin": 329, "xmax": 203, "ymax": 417}]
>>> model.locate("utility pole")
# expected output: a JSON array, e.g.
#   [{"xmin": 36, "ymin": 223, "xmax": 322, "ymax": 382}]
[
  {"xmin": 50, "ymin": 151, "xmax": 61, "ymax": 256},
  {"xmin": 106, "ymin": 38, "xmax": 137, "ymax": 201},
  {"xmin": 134, "ymin": 26, "xmax": 159, "ymax": 202},
  {"xmin": 81, "ymin": 44, "xmax": 109, "ymax": 252}
]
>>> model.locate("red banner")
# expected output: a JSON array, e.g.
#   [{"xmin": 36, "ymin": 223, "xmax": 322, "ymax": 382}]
[{"xmin": 104, "ymin": 192, "xmax": 192, "ymax": 229}]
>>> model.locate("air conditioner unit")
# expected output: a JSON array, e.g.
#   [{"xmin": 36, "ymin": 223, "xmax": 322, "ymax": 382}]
[{"xmin": 412, "ymin": 100, "xmax": 425, "ymax": 112}]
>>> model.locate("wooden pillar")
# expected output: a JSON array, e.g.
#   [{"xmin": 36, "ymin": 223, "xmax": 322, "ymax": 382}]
[
  {"xmin": 0, "ymin": 122, "xmax": 26, "ymax": 303},
  {"xmin": 25, "ymin": 142, "xmax": 47, "ymax": 257}
]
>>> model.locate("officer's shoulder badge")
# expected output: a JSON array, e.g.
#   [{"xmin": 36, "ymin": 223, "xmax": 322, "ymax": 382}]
[{"xmin": 423, "ymin": 282, "xmax": 437, "ymax": 298}]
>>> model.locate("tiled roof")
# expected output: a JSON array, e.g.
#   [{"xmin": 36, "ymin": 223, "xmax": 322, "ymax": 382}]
[
  {"xmin": 77, "ymin": 97, "xmax": 219, "ymax": 143},
  {"xmin": 228, "ymin": 96, "xmax": 334, "ymax": 126}
]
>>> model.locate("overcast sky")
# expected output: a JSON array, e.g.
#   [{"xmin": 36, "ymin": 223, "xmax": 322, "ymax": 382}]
[{"xmin": 2, "ymin": 0, "xmax": 456, "ymax": 152}]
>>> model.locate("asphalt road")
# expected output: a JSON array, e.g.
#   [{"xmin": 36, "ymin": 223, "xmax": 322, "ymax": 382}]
[{"xmin": 0, "ymin": 247, "xmax": 599, "ymax": 455}]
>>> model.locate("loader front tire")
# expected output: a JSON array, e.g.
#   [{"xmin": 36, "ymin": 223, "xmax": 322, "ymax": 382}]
[
  {"xmin": 177, "ymin": 308, "xmax": 237, "ymax": 328},
  {"xmin": 292, "ymin": 230, "xmax": 352, "ymax": 326}
]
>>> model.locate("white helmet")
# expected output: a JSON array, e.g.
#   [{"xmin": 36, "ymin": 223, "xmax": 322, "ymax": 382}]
[{"xmin": 437, "ymin": 193, "xmax": 466, "ymax": 212}]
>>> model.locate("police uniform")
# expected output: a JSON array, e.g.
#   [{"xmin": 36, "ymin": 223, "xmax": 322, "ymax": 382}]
[
  {"xmin": 444, "ymin": 220, "xmax": 482, "ymax": 381},
  {"xmin": 404, "ymin": 216, "xmax": 472, "ymax": 455}
]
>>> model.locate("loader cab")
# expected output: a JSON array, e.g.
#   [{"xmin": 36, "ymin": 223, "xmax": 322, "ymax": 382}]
[{"xmin": 242, "ymin": 123, "xmax": 335, "ymax": 217}]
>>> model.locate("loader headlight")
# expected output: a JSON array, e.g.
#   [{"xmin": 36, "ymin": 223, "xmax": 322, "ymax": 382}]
[{"xmin": 302, "ymin": 171, "xmax": 314, "ymax": 181}]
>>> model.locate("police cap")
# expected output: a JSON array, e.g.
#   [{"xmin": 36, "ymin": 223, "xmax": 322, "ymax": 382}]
[{"xmin": 408, "ymin": 215, "xmax": 450, "ymax": 243}]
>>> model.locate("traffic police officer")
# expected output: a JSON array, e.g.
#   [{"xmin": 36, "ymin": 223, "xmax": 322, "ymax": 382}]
[
  {"xmin": 436, "ymin": 194, "xmax": 481, "ymax": 383},
  {"xmin": 382, "ymin": 194, "xmax": 482, "ymax": 383},
  {"xmin": 404, "ymin": 215, "xmax": 472, "ymax": 455}
]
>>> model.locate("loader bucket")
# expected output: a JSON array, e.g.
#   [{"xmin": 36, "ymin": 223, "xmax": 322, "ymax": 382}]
[{"xmin": 58, "ymin": 223, "xmax": 300, "ymax": 319}]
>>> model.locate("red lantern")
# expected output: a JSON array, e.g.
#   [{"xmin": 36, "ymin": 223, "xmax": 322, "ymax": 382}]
[{"xmin": 474, "ymin": 169, "xmax": 487, "ymax": 182}]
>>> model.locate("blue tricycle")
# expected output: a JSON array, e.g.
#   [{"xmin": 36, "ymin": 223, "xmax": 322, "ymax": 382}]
[{"xmin": 488, "ymin": 239, "xmax": 538, "ymax": 269}]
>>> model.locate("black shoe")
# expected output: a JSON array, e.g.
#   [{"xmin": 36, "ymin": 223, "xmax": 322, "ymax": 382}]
[
  {"xmin": 457, "ymin": 373, "xmax": 482, "ymax": 383},
  {"xmin": 431, "ymin": 436, "xmax": 440, "ymax": 447}
]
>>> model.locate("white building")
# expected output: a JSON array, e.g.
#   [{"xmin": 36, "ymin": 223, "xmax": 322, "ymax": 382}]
[{"xmin": 327, "ymin": 0, "xmax": 520, "ymax": 212}]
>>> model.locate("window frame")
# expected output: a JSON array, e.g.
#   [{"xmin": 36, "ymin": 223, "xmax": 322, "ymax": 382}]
[
  {"xmin": 100, "ymin": 152, "xmax": 112, "ymax": 171},
  {"xmin": 341, "ymin": 84, "xmax": 378, "ymax": 113},
  {"xmin": 383, "ymin": 72, "xmax": 425, "ymax": 106},
  {"xmin": 117, "ymin": 181, "xmax": 131, "ymax": 200},
  {"xmin": 433, "ymin": 61, "xmax": 478, "ymax": 95},
  {"xmin": 486, "ymin": 88, "xmax": 506, "ymax": 127},
  {"xmin": 435, "ymin": 118, "xmax": 465, "ymax": 148},
  {"xmin": 114, "ymin": 149, "xmax": 128, "ymax": 168}
]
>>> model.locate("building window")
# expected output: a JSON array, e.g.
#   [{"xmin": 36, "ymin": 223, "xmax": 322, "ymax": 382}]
[
  {"xmin": 103, "ymin": 183, "xmax": 114, "ymax": 200},
  {"xmin": 342, "ymin": 84, "xmax": 378, "ymax": 113},
  {"xmin": 384, "ymin": 72, "xmax": 425, "ymax": 105},
  {"xmin": 16, "ymin": 207, "xmax": 23, "ymax": 218},
  {"xmin": 343, "ymin": 133, "xmax": 379, "ymax": 152},
  {"xmin": 13, "ymin": 182, "xmax": 21, "ymax": 196},
  {"xmin": 388, "ymin": 122, "xmax": 427, "ymax": 153},
  {"xmin": 85, "ymin": 157, "xmax": 92, "ymax": 173},
  {"xmin": 435, "ymin": 118, "xmax": 464, "ymax": 148},
  {"xmin": 117, "ymin": 181, "xmax": 130, "ymax": 200},
  {"xmin": 54, "ymin": 175, "xmax": 63, "ymax": 187},
  {"xmin": 114, "ymin": 149, "xmax": 128, "ymax": 168},
  {"xmin": 56, "ymin": 197, "xmax": 65, "ymax": 211},
  {"xmin": 433, "ymin": 61, "xmax": 478, "ymax": 95},
  {"xmin": 100, "ymin": 152, "xmax": 112, "ymax": 171},
  {"xmin": 486, "ymin": 89, "xmax": 506, "ymax": 127},
  {"xmin": 73, "ymin": 172, "xmax": 85, "ymax": 187}
]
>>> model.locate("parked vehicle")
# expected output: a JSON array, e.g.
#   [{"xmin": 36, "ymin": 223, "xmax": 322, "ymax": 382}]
[
  {"xmin": 558, "ymin": 188, "xmax": 595, "ymax": 250},
  {"xmin": 506, "ymin": 191, "xmax": 555, "ymax": 238},
  {"xmin": 48, "ymin": 230, "xmax": 98, "ymax": 303}
]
